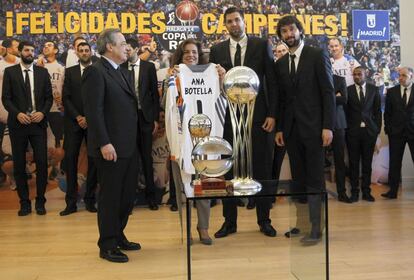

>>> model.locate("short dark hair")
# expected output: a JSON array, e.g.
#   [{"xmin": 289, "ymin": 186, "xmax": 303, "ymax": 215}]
[
  {"xmin": 45, "ymin": 41, "xmax": 58, "ymax": 50},
  {"xmin": 276, "ymin": 15, "xmax": 304, "ymax": 39},
  {"xmin": 2, "ymin": 38, "xmax": 18, "ymax": 48},
  {"xmin": 171, "ymin": 39, "xmax": 203, "ymax": 66},
  {"xmin": 125, "ymin": 38, "xmax": 139, "ymax": 50},
  {"xmin": 73, "ymin": 36, "xmax": 85, "ymax": 46},
  {"xmin": 224, "ymin": 7, "xmax": 244, "ymax": 22},
  {"xmin": 353, "ymin": 66, "xmax": 367, "ymax": 72},
  {"xmin": 77, "ymin": 42, "xmax": 91, "ymax": 51},
  {"xmin": 18, "ymin": 41, "xmax": 35, "ymax": 52}
]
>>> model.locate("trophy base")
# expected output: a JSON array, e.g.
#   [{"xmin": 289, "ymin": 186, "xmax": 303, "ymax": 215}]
[
  {"xmin": 193, "ymin": 178, "xmax": 234, "ymax": 196},
  {"xmin": 232, "ymin": 178, "xmax": 262, "ymax": 195}
]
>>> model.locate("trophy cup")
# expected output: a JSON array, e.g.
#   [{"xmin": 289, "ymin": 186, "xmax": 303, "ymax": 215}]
[
  {"xmin": 223, "ymin": 66, "xmax": 262, "ymax": 195},
  {"xmin": 189, "ymin": 114, "xmax": 233, "ymax": 195}
]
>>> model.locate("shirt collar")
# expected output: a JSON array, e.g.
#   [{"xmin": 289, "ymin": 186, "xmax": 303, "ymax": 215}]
[
  {"xmin": 290, "ymin": 40, "xmax": 304, "ymax": 59},
  {"xmin": 230, "ymin": 34, "xmax": 248, "ymax": 49},
  {"xmin": 102, "ymin": 55, "xmax": 119, "ymax": 69},
  {"xmin": 403, "ymin": 83, "xmax": 412, "ymax": 91},
  {"xmin": 129, "ymin": 58, "xmax": 140, "ymax": 67},
  {"xmin": 80, "ymin": 62, "xmax": 92, "ymax": 72},
  {"xmin": 20, "ymin": 62, "xmax": 34, "ymax": 72}
]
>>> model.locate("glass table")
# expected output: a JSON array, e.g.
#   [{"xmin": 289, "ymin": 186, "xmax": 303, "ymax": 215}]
[{"xmin": 183, "ymin": 180, "xmax": 329, "ymax": 280}]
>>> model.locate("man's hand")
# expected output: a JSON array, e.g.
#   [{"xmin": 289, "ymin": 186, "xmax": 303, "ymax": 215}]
[
  {"xmin": 17, "ymin": 112, "xmax": 32, "ymax": 125},
  {"xmin": 152, "ymin": 121, "xmax": 159, "ymax": 136},
  {"xmin": 275, "ymin": 132, "xmax": 285, "ymax": 146},
  {"xmin": 76, "ymin": 115, "xmax": 87, "ymax": 129},
  {"xmin": 100, "ymin": 144, "xmax": 117, "ymax": 162},
  {"xmin": 30, "ymin": 112, "xmax": 44, "ymax": 123},
  {"xmin": 322, "ymin": 129, "xmax": 333, "ymax": 147},
  {"xmin": 216, "ymin": 64, "xmax": 226, "ymax": 85},
  {"xmin": 262, "ymin": 117, "xmax": 275, "ymax": 132}
]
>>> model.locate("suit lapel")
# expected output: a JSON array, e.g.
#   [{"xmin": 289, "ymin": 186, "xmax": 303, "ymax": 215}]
[
  {"xmin": 15, "ymin": 66, "xmax": 26, "ymax": 92},
  {"xmin": 295, "ymin": 45, "xmax": 308, "ymax": 82},
  {"xmin": 243, "ymin": 38, "xmax": 254, "ymax": 67},
  {"xmin": 102, "ymin": 58, "xmax": 134, "ymax": 97},
  {"xmin": 138, "ymin": 62, "xmax": 144, "ymax": 97},
  {"xmin": 33, "ymin": 66, "xmax": 41, "ymax": 103},
  {"xmin": 407, "ymin": 86, "xmax": 414, "ymax": 107},
  {"xmin": 222, "ymin": 40, "xmax": 232, "ymax": 69}
]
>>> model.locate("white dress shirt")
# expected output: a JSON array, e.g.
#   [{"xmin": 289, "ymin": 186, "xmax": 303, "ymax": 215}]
[
  {"xmin": 229, "ymin": 35, "xmax": 248, "ymax": 67},
  {"xmin": 289, "ymin": 40, "xmax": 304, "ymax": 73},
  {"xmin": 128, "ymin": 59, "xmax": 141, "ymax": 109},
  {"xmin": 20, "ymin": 63, "xmax": 36, "ymax": 112},
  {"xmin": 356, "ymin": 82, "xmax": 366, "ymax": 127}
]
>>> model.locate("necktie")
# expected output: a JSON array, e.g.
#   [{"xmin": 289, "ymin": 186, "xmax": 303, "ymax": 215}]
[
  {"xmin": 358, "ymin": 85, "xmax": 365, "ymax": 104},
  {"xmin": 234, "ymin": 43, "xmax": 241, "ymax": 67},
  {"xmin": 130, "ymin": 64, "xmax": 137, "ymax": 89},
  {"xmin": 24, "ymin": 69, "xmax": 33, "ymax": 113},
  {"xmin": 403, "ymin": 87, "xmax": 407, "ymax": 106},
  {"xmin": 290, "ymin": 54, "xmax": 296, "ymax": 82}
]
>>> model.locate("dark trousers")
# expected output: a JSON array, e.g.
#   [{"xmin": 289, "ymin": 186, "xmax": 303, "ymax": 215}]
[
  {"xmin": 222, "ymin": 117, "xmax": 273, "ymax": 226},
  {"xmin": 285, "ymin": 123, "xmax": 325, "ymax": 231},
  {"xmin": 137, "ymin": 110, "xmax": 156, "ymax": 201},
  {"xmin": 47, "ymin": 112, "xmax": 64, "ymax": 147},
  {"xmin": 272, "ymin": 144, "xmax": 286, "ymax": 180},
  {"xmin": 9, "ymin": 125, "xmax": 48, "ymax": 207},
  {"xmin": 332, "ymin": 129, "xmax": 346, "ymax": 194},
  {"xmin": 63, "ymin": 128, "xmax": 97, "ymax": 209},
  {"xmin": 346, "ymin": 128, "xmax": 376, "ymax": 194},
  {"xmin": 388, "ymin": 134, "xmax": 414, "ymax": 194},
  {"xmin": 96, "ymin": 148, "xmax": 138, "ymax": 251}
]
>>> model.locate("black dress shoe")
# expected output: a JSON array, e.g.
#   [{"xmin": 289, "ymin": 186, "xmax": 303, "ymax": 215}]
[
  {"xmin": 148, "ymin": 201, "xmax": 159, "ymax": 211},
  {"xmin": 246, "ymin": 199, "xmax": 256, "ymax": 210},
  {"xmin": 381, "ymin": 192, "xmax": 397, "ymax": 199},
  {"xmin": 85, "ymin": 203, "xmax": 98, "ymax": 213},
  {"xmin": 170, "ymin": 204, "xmax": 178, "ymax": 211},
  {"xmin": 35, "ymin": 205, "xmax": 47, "ymax": 215},
  {"xmin": 260, "ymin": 223, "xmax": 277, "ymax": 237},
  {"xmin": 100, "ymin": 248, "xmax": 128, "ymax": 263},
  {"xmin": 337, "ymin": 193, "xmax": 352, "ymax": 203},
  {"xmin": 237, "ymin": 199, "xmax": 245, "ymax": 207},
  {"xmin": 214, "ymin": 222, "xmax": 237, "ymax": 238},
  {"xmin": 362, "ymin": 193, "xmax": 375, "ymax": 202},
  {"xmin": 60, "ymin": 207, "xmax": 77, "ymax": 216},
  {"xmin": 18, "ymin": 207, "xmax": 32, "ymax": 216},
  {"xmin": 350, "ymin": 193, "xmax": 359, "ymax": 203},
  {"xmin": 284, "ymin": 227, "xmax": 300, "ymax": 238},
  {"xmin": 118, "ymin": 240, "xmax": 141, "ymax": 251}
]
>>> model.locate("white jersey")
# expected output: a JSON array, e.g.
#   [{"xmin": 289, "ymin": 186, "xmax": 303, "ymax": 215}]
[
  {"xmin": 44, "ymin": 60, "xmax": 65, "ymax": 112},
  {"xmin": 165, "ymin": 75, "xmax": 183, "ymax": 161},
  {"xmin": 179, "ymin": 63, "xmax": 225, "ymax": 174},
  {"xmin": 0, "ymin": 58, "xmax": 19, "ymax": 123},
  {"xmin": 331, "ymin": 55, "xmax": 360, "ymax": 86}
]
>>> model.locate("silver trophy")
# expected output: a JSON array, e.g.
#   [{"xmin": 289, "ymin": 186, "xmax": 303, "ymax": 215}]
[{"xmin": 223, "ymin": 66, "xmax": 262, "ymax": 195}]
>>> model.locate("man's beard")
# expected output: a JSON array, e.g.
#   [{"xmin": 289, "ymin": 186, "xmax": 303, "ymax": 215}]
[
  {"xmin": 283, "ymin": 37, "xmax": 301, "ymax": 48},
  {"xmin": 79, "ymin": 57, "xmax": 91, "ymax": 64},
  {"xmin": 21, "ymin": 55, "xmax": 34, "ymax": 64}
]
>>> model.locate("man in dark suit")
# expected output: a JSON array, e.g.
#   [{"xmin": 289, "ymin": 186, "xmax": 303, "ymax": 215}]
[
  {"xmin": 346, "ymin": 66, "xmax": 381, "ymax": 202},
  {"xmin": 121, "ymin": 38, "xmax": 160, "ymax": 210},
  {"xmin": 2, "ymin": 41, "xmax": 53, "ymax": 216},
  {"xmin": 274, "ymin": 16, "xmax": 335, "ymax": 243},
  {"xmin": 60, "ymin": 42, "xmax": 98, "ymax": 216},
  {"xmin": 209, "ymin": 7, "xmax": 278, "ymax": 238},
  {"xmin": 332, "ymin": 74, "xmax": 351, "ymax": 203},
  {"xmin": 82, "ymin": 28, "xmax": 140, "ymax": 263},
  {"xmin": 382, "ymin": 66, "xmax": 414, "ymax": 199}
]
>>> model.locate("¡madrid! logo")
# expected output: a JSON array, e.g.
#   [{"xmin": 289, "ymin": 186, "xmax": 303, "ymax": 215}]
[{"xmin": 366, "ymin": 14, "xmax": 376, "ymax": 28}]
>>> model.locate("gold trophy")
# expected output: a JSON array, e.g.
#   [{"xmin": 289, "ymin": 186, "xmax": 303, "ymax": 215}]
[
  {"xmin": 189, "ymin": 114, "xmax": 233, "ymax": 195},
  {"xmin": 223, "ymin": 66, "xmax": 262, "ymax": 195}
]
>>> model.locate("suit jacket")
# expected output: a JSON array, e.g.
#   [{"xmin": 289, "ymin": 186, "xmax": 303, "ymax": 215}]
[
  {"xmin": 333, "ymin": 75, "xmax": 347, "ymax": 130},
  {"xmin": 120, "ymin": 60, "xmax": 160, "ymax": 123},
  {"xmin": 384, "ymin": 84, "xmax": 414, "ymax": 138},
  {"xmin": 82, "ymin": 57, "xmax": 138, "ymax": 158},
  {"xmin": 275, "ymin": 45, "xmax": 335, "ymax": 139},
  {"xmin": 62, "ymin": 64, "xmax": 85, "ymax": 132},
  {"xmin": 209, "ymin": 36, "xmax": 277, "ymax": 123},
  {"xmin": 346, "ymin": 83, "xmax": 382, "ymax": 137},
  {"xmin": 2, "ymin": 64, "xmax": 53, "ymax": 129}
]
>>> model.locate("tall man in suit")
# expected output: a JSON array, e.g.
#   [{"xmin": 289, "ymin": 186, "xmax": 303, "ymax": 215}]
[
  {"xmin": 82, "ymin": 29, "xmax": 140, "ymax": 263},
  {"xmin": 60, "ymin": 42, "xmax": 98, "ymax": 216},
  {"xmin": 121, "ymin": 38, "xmax": 160, "ymax": 210},
  {"xmin": 346, "ymin": 66, "xmax": 381, "ymax": 202},
  {"xmin": 382, "ymin": 66, "xmax": 414, "ymax": 199},
  {"xmin": 2, "ymin": 41, "xmax": 53, "ymax": 216},
  {"xmin": 275, "ymin": 16, "xmax": 335, "ymax": 243},
  {"xmin": 332, "ymin": 74, "xmax": 351, "ymax": 203},
  {"xmin": 209, "ymin": 7, "xmax": 278, "ymax": 238}
]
